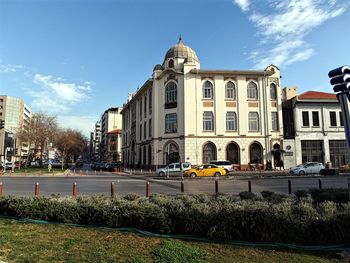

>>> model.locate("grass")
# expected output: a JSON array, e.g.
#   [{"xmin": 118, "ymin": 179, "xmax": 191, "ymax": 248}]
[{"xmin": 0, "ymin": 218, "xmax": 345, "ymax": 263}]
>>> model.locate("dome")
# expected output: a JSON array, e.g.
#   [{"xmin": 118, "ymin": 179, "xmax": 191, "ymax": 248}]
[{"xmin": 164, "ymin": 37, "xmax": 199, "ymax": 64}]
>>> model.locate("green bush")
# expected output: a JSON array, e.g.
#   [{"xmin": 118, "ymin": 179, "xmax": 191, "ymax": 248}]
[
  {"xmin": 0, "ymin": 194, "xmax": 349, "ymax": 245},
  {"xmin": 294, "ymin": 190, "xmax": 308, "ymax": 200},
  {"xmin": 239, "ymin": 191, "xmax": 260, "ymax": 200},
  {"xmin": 261, "ymin": 191, "xmax": 288, "ymax": 203},
  {"xmin": 309, "ymin": 188, "xmax": 349, "ymax": 203}
]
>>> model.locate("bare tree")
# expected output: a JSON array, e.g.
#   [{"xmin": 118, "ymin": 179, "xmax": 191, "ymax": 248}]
[
  {"xmin": 53, "ymin": 129, "xmax": 88, "ymax": 170},
  {"xmin": 17, "ymin": 112, "xmax": 57, "ymax": 164}
]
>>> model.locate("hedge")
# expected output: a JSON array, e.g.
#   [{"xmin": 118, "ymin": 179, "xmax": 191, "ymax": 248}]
[{"xmin": 0, "ymin": 194, "xmax": 350, "ymax": 245}]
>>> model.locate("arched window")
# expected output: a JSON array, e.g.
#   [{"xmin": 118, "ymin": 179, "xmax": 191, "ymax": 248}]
[
  {"xmin": 203, "ymin": 81, "xmax": 213, "ymax": 99},
  {"xmin": 226, "ymin": 112, "xmax": 237, "ymax": 131},
  {"xmin": 226, "ymin": 142, "xmax": 240, "ymax": 164},
  {"xmin": 247, "ymin": 81, "xmax": 258, "ymax": 100},
  {"xmin": 203, "ymin": 111, "xmax": 214, "ymax": 131},
  {"xmin": 165, "ymin": 82, "xmax": 177, "ymax": 103},
  {"xmin": 225, "ymin": 81, "xmax": 236, "ymax": 99},
  {"xmin": 250, "ymin": 142, "xmax": 263, "ymax": 164},
  {"xmin": 270, "ymin": 83, "xmax": 277, "ymax": 100},
  {"xmin": 164, "ymin": 141, "xmax": 180, "ymax": 165},
  {"xmin": 248, "ymin": 112, "xmax": 259, "ymax": 131},
  {"xmin": 203, "ymin": 142, "xmax": 217, "ymax": 163},
  {"xmin": 168, "ymin": 59, "xmax": 174, "ymax": 68}
]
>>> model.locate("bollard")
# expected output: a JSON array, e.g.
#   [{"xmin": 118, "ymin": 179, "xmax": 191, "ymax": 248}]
[
  {"xmin": 80, "ymin": 170, "xmax": 82, "ymax": 176},
  {"xmin": 146, "ymin": 181, "xmax": 151, "ymax": 197},
  {"xmin": 0, "ymin": 182, "xmax": 2, "ymax": 195},
  {"xmin": 111, "ymin": 182, "xmax": 115, "ymax": 198},
  {"xmin": 86, "ymin": 170, "xmax": 89, "ymax": 176},
  {"xmin": 94, "ymin": 170, "xmax": 96, "ymax": 176},
  {"xmin": 318, "ymin": 179, "xmax": 322, "ymax": 189},
  {"xmin": 100, "ymin": 169, "xmax": 102, "ymax": 173},
  {"xmin": 35, "ymin": 182, "xmax": 39, "ymax": 196},
  {"xmin": 248, "ymin": 180, "xmax": 252, "ymax": 192},
  {"xmin": 181, "ymin": 180, "xmax": 184, "ymax": 193},
  {"xmin": 73, "ymin": 169, "xmax": 76, "ymax": 174},
  {"xmin": 215, "ymin": 180, "xmax": 219, "ymax": 194},
  {"xmin": 73, "ymin": 182, "xmax": 77, "ymax": 198},
  {"xmin": 288, "ymin": 180, "xmax": 292, "ymax": 194}
]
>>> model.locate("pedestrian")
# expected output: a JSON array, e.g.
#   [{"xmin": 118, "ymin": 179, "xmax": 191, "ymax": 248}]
[{"xmin": 280, "ymin": 160, "xmax": 285, "ymax": 170}]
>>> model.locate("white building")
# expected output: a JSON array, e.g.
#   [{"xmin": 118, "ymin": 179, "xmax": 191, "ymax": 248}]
[
  {"xmin": 282, "ymin": 88, "xmax": 347, "ymax": 168},
  {"xmin": 100, "ymin": 108, "xmax": 122, "ymax": 162},
  {"xmin": 121, "ymin": 38, "xmax": 284, "ymax": 170}
]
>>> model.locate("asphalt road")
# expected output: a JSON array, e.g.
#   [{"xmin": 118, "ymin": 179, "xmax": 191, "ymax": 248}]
[{"xmin": 0, "ymin": 171, "xmax": 348, "ymax": 197}]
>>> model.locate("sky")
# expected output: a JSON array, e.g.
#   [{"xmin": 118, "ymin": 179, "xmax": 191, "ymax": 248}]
[{"xmin": 0, "ymin": 0, "xmax": 349, "ymax": 137}]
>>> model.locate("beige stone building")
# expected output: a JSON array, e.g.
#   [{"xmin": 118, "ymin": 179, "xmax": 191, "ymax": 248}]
[{"xmin": 121, "ymin": 38, "xmax": 284, "ymax": 169}]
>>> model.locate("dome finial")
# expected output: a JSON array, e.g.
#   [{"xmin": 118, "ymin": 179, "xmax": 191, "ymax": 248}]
[{"xmin": 178, "ymin": 34, "xmax": 183, "ymax": 44}]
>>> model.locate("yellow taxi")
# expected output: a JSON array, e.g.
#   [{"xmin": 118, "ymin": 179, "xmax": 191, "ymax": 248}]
[
  {"xmin": 339, "ymin": 164, "xmax": 349, "ymax": 173},
  {"xmin": 183, "ymin": 164, "xmax": 226, "ymax": 177}
]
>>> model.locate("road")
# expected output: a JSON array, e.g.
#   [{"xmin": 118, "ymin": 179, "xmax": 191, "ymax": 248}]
[{"xmin": 0, "ymin": 170, "xmax": 348, "ymax": 197}]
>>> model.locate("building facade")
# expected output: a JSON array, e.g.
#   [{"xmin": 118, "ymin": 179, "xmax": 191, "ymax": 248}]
[
  {"xmin": 282, "ymin": 89, "xmax": 348, "ymax": 168},
  {"xmin": 0, "ymin": 95, "xmax": 32, "ymax": 162},
  {"xmin": 121, "ymin": 38, "xmax": 284, "ymax": 169},
  {"xmin": 99, "ymin": 108, "xmax": 122, "ymax": 162}
]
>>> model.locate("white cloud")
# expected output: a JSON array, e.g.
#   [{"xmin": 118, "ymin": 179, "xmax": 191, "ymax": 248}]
[
  {"xmin": 232, "ymin": 0, "xmax": 250, "ymax": 12},
  {"xmin": 0, "ymin": 64, "xmax": 24, "ymax": 73},
  {"xmin": 28, "ymin": 74, "xmax": 92, "ymax": 113},
  {"xmin": 57, "ymin": 115, "xmax": 99, "ymax": 137},
  {"xmin": 235, "ymin": 0, "xmax": 349, "ymax": 68}
]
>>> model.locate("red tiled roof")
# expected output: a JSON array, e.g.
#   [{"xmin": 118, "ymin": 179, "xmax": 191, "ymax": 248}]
[{"xmin": 298, "ymin": 91, "xmax": 337, "ymax": 100}]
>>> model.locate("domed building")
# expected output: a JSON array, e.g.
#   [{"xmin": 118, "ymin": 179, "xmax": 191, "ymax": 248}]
[{"xmin": 121, "ymin": 38, "xmax": 283, "ymax": 170}]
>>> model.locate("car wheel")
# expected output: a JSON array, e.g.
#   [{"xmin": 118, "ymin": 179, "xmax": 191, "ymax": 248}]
[
  {"xmin": 190, "ymin": 172, "xmax": 196, "ymax": 178},
  {"xmin": 159, "ymin": 171, "xmax": 165, "ymax": 177},
  {"xmin": 215, "ymin": 172, "xmax": 221, "ymax": 177},
  {"xmin": 299, "ymin": 170, "xmax": 305, "ymax": 175}
]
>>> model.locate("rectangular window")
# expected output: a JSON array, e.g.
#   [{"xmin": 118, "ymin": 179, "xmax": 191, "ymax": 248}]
[
  {"xmin": 226, "ymin": 112, "xmax": 237, "ymax": 131},
  {"xmin": 302, "ymin": 111, "xmax": 309, "ymax": 126},
  {"xmin": 330, "ymin": 111, "xmax": 337, "ymax": 126},
  {"xmin": 149, "ymin": 119, "xmax": 152, "ymax": 137},
  {"xmin": 203, "ymin": 111, "xmax": 214, "ymax": 131},
  {"xmin": 139, "ymin": 101, "xmax": 142, "ymax": 120},
  {"xmin": 144, "ymin": 96, "xmax": 147, "ymax": 118},
  {"xmin": 165, "ymin": 113, "xmax": 177, "ymax": 133},
  {"xmin": 339, "ymin": 112, "xmax": 343, "ymax": 126},
  {"xmin": 271, "ymin": 112, "xmax": 278, "ymax": 131},
  {"xmin": 248, "ymin": 112, "xmax": 259, "ymax": 131},
  {"xmin": 144, "ymin": 122, "xmax": 146, "ymax": 139},
  {"xmin": 139, "ymin": 124, "xmax": 142, "ymax": 140},
  {"xmin": 149, "ymin": 90, "xmax": 152, "ymax": 114},
  {"xmin": 312, "ymin": 111, "xmax": 319, "ymax": 126}
]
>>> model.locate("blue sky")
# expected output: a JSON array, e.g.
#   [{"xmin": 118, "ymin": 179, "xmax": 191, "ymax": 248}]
[{"xmin": 1, "ymin": 0, "xmax": 349, "ymax": 136}]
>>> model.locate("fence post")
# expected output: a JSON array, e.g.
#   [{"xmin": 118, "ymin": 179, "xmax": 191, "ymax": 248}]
[
  {"xmin": 181, "ymin": 180, "xmax": 184, "ymax": 193},
  {"xmin": 248, "ymin": 180, "xmax": 252, "ymax": 192},
  {"xmin": 215, "ymin": 180, "xmax": 219, "ymax": 194},
  {"xmin": 73, "ymin": 182, "xmax": 77, "ymax": 198},
  {"xmin": 35, "ymin": 182, "xmax": 39, "ymax": 197},
  {"xmin": 111, "ymin": 182, "xmax": 115, "ymax": 198},
  {"xmin": 0, "ymin": 182, "xmax": 2, "ymax": 196},
  {"xmin": 318, "ymin": 179, "xmax": 322, "ymax": 189},
  {"xmin": 146, "ymin": 181, "xmax": 151, "ymax": 197},
  {"xmin": 288, "ymin": 180, "xmax": 292, "ymax": 194}
]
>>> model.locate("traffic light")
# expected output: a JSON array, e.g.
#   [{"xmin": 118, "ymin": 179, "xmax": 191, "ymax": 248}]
[
  {"xmin": 0, "ymin": 120, "xmax": 4, "ymax": 129},
  {"xmin": 328, "ymin": 65, "xmax": 350, "ymax": 93}
]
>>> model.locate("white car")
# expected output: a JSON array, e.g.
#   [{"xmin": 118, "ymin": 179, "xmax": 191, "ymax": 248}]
[
  {"xmin": 156, "ymin": 162, "xmax": 192, "ymax": 177},
  {"xmin": 289, "ymin": 162, "xmax": 325, "ymax": 175},
  {"xmin": 209, "ymin": 160, "xmax": 233, "ymax": 174}
]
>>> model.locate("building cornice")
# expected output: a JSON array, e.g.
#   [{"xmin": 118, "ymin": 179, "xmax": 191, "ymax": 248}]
[
  {"xmin": 121, "ymin": 79, "xmax": 153, "ymax": 114},
  {"xmin": 155, "ymin": 68, "xmax": 184, "ymax": 80},
  {"xmin": 189, "ymin": 69, "xmax": 275, "ymax": 77}
]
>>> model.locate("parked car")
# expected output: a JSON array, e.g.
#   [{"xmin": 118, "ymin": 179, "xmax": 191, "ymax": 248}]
[
  {"xmin": 339, "ymin": 164, "xmax": 349, "ymax": 173},
  {"xmin": 156, "ymin": 162, "xmax": 192, "ymax": 177},
  {"xmin": 289, "ymin": 162, "xmax": 325, "ymax": 175},
  {"xmin": 183, "ymin": 164, "xmax": 226, "ymax": 178},
  {"xmin": 209, "ymin": 160, "xmax": 233, "ymax": 174}
]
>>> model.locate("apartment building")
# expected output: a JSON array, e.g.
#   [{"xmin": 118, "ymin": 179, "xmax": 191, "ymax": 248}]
[
  {"xmin": 0, "ymin": 95, "xmax": 32, "ymax": 162},
  {"xmin": 121, "ymin": 37, "xmax": 284, "ymax": 169},
  {"xmin": 282, "ymin": 88, "xmax": 348, "ymax": 168}
]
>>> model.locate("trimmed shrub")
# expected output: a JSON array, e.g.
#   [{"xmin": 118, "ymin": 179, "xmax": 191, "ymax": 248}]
[
  {"xmin": 261, "ymin": 191, "xmax": 288, "ymax": 203},
  {"xmin": 0, "ymin": 195, "xmax": 349, "ymax": 245},
  {"xmin": 294, "ymin": 190, "xmax": 308, "ymax": 200},
  {"xmin": 309, "ymin": 188, "xmax": 349, "ymax": 203},
  {"xmin": 239, "ymin": 191, "xmax": 260, "ymax": 200}
]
